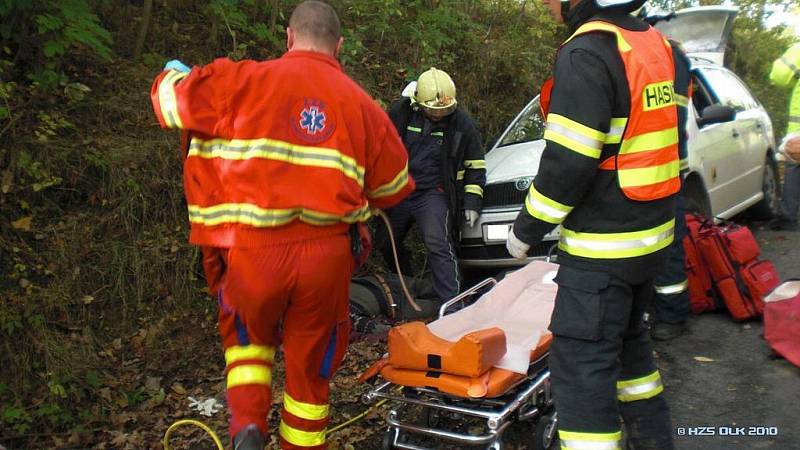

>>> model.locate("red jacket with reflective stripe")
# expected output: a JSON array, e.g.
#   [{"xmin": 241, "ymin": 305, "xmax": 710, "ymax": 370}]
[{"xmin": 151, "ymin": 51, "xmax": 414, "ymax": 247}]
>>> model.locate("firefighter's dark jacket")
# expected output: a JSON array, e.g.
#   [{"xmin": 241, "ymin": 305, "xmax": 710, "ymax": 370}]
[
  {"xmin": 389, "ymin": 98, "xmax": 487, "ymax": 225},
  {"xmin": 512, "ymin": 9, "xmax": 680, "ymax": 284}
]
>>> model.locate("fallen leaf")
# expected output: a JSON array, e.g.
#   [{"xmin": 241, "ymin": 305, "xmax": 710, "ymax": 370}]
[
  {"xmin": 145, "ymin": 376, "xmax": 161, "ymax": 392},
  {"xmin": 82, "ymin": 295, "xmax": 94, "ymax": 304},
  {"xmin": 694, "ymin": 356, "xmax": 715, "ymax": 362},
  {"xmin": 171, "ymin": 382, "xmax": 186, "ymax": 395},
  {"xmin": 11, "ymin": 216, "xmax": 32, "ymax": 231}
]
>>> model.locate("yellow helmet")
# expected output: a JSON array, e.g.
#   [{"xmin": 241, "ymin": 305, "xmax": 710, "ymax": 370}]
[{"xmin": 414, "ymin": 67, "xmax": 457, "ymax": 119}]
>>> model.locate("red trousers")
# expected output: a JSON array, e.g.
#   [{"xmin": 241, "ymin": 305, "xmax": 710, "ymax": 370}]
[{"xmin": 212, "ymin": 233, "xmax": 352, "ymax": 449}]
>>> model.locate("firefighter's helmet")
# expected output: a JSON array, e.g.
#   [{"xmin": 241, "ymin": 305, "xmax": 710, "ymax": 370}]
[{"xmin": 414, "ymin": 67, "xmax": 457, "ymax": 119}]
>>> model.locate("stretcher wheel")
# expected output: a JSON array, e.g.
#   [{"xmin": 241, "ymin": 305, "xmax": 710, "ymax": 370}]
[
  {"xmin": 381, "ymin": 427, "xmax": 398, "ymax": 450},
  {"xmin": 530, "ymin": 412, "xmax": 557, "ymax": 450}
]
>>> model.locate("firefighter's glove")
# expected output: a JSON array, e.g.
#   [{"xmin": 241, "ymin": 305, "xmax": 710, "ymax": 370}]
[
  {"xmin": 464, "ymin": 209, "xmax": 479, "ymax": 228},
  {"xmin": 164, "ymin": 59, "xmax": 191, "ymax": 73},
  {"xmin": 506, "ymin": 227, "xmax": 530, "ymax": 260}
]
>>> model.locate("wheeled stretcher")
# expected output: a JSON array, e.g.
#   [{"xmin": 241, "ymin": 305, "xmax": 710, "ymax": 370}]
[{"xmin": 361, "ymin": 261, "xmax": 560, "ymax": 450}]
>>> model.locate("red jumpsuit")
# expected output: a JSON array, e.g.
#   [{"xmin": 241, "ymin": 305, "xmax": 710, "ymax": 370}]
[{"xmin": 151, "ymin": 50, "xmax": 414, "ymax": 448}]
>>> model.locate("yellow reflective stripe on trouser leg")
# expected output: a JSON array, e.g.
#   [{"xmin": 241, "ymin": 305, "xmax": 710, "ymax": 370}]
[
  {"xmin": 524, "ymin": 185, "xmax": 573, "ymax": 224},
  {"xmin": 464, "ymin": 159, "xmax": 486, "ymax": 169},
  {"xmin": 284, "ymin": 393, "xmax": 329, "ymax": 421},
  {"xmin": 224, "ymin": 345, "xmax": 276, "ymax": 365},
  {"xmin": 279, "ymin": 421, "xmax": 326, "ymax": 447},
  {"xmin": 227, "ymin": 364, "xmax": 272, "ymax": 388},
  {"xmin": 655, "ymin": 279, "xmax": 688, "ymax": 295},
  {"xmin": 559, "ymin": 430, "xmax": 622, "ymax": 450},
  {"xmin": 559, "ymin": 219, "xmax": 675, "ymax": 259},
  {"xmin": 617, "ymin": 370, "xmax": 664, "ymax": 402},
  {"xmin": 464, "ymin": 184, "xmax": 484, "ymax": 197}
]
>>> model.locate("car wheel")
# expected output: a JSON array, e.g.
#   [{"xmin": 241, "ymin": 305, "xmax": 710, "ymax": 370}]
[{"xmin": 749, "ymin": 155, "xmax": 781, "ymax": 220}]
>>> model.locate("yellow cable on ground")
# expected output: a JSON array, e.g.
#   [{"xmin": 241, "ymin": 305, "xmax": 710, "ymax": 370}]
[
  {"xmin": 162, "ymin": 399, "xmax": 388, "ymax": 448},
  {"xmin": 326, "ymin": 399, "xmax": 388, "ymax": 436},
  {"xmin": 163, "ymin": 419, "xmax": 224, "ymax": 450}
]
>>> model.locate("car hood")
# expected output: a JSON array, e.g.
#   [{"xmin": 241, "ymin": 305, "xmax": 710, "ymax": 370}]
[
  {"xmin": 653, "ymin": 6, "xmax": 738, "ymax": 66},
  {"xmin": 486, "ymin": 140, "xmax": 546, "ymax": 184}
]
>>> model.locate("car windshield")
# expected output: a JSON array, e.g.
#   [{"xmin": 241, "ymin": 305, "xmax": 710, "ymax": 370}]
[{"xmin": 497, "ymin": 99, "xmax": 545, "ymax": 147}]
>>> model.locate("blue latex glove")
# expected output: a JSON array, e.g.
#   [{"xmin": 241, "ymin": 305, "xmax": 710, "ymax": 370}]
[{"xmin": 164, "ymin": 59, "xmax": 191, "ymax": 73}]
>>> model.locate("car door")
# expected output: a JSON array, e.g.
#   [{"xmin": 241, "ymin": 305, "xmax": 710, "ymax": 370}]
[
  {"xmin": 690, "ymin": 67, "xmax": 746, "ymax": 215},
  {"xmin": 699, "ymin": 66, "xmax": 765, "ymax": 211}
]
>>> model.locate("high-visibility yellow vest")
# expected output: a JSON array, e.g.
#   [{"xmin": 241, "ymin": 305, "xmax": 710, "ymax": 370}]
[{"xmin": 771, "ymin": 43, "xmax": 800, "ymax": 134}]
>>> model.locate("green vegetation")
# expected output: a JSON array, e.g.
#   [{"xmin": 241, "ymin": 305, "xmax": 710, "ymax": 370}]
[{"xmin": 0, "ymin": 0, "xmax": 796, "ymax": 447}]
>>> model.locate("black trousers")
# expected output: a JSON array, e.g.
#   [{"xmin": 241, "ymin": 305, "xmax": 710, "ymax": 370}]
[
  {"xmin": 549, "ymin": 265, "xmax": 674, "ymax": 450},
  {"xmin": 654, "ymin": 194, "xmax": 690, "ymax": 324}
]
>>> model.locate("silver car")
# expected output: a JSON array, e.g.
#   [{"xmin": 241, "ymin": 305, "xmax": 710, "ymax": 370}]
[{"xmin": 459, "ymin": 6, "xmax": 780, "ymax": 269}]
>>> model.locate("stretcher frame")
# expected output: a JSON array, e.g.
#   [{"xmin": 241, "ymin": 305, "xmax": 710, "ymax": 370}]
[{"xmin": 362, "ymin": 278, "xmax": 558, "ymax": 450}]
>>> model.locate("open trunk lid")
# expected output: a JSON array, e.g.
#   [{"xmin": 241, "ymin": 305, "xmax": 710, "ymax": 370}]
[{"xmin": 652, "ymin": 6, "xmax": 738, "ymax": 66}]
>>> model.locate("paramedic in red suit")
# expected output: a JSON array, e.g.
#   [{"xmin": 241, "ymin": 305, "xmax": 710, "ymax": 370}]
[
  {"xmin": 506, "ymin": 0, "xmax": 679, "ymax": 447},
  {"xmin": 149, "ymin": 2, "xmax": 414, "ymax": 449}
]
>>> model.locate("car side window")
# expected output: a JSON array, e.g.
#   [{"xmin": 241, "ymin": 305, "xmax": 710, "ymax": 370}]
[
  {"xmin": 691, "ymin": 73, "xmax": 714, "ymax": 117},
  {"xmin": 498, "ymin": 100, "xmax": 546, "ymax": 147},
  {"xmin": 700, "ymin": 67, "xmax": 755, "ymax": 112}
]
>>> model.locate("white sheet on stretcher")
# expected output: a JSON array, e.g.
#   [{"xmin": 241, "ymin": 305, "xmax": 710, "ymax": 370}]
[{"xmin": 427, "ymin": 260, "xmax": 558, "ymax": 374}]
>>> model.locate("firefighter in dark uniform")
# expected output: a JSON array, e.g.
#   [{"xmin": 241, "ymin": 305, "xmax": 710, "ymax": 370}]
[
  {"xmin": 506, "ymin": 0, "xmax": 680, "ymax": 447},
  {"xmin": 380, "ymin": 68, "xmax": 486, "ymax": 302},
  {"xmin": 651, "ymin": 32, "xmax": 693, "ymax": 341}
]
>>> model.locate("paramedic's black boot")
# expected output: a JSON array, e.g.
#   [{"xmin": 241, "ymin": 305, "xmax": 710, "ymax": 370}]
[
  {"xmin": 233, "ymin": 424, "xmax": 265, "ymax": 450},
  {"xmin": 651, "ymin": 321, "xmax": 686, "ymax": 341}
]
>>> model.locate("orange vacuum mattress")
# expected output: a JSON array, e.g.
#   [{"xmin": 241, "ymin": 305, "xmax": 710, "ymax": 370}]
[{"xmin": 363, "ymin": 322, "xmax": 552, "ymax": 399}]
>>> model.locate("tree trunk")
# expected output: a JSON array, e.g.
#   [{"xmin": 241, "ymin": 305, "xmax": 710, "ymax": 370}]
[{"xmin": 133, "ymin": 0, "xmax": 154, "ymax": 59}]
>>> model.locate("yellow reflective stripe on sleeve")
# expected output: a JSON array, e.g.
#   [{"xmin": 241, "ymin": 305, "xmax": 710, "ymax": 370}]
[
  {"xmin": 227, "ymin": 364, "xmax": 271, "ymax": 388},
  {"xmin": 559, "ymin": 219, "xmax": 674, "ymax": 259},
  {"xmin": 674, "ymin": 93, "xmax": 689, "ymax": 108},
  {"xmin": 158, "ymin": 70, "xmax": 188, "ymax": 129},
  {"xmin": 464, "ymin": 184, "xmax": 484, "ymax": 197},
  {"xmin": 368, "ymin": 164, "xmax": 410, "ymax": 199},
  {"xmin": 620, "ymin": 128, "xmax": 679, "ymax": 154},
  {"xmin": 456, "ymin": 170, "xmax": 465, "ymax": 181},
  {"xmin": 284, "ymin": 393, "xmax": 329, "ymax": 421},
  {"xmin": 189, "ymin": 137, "xmax": 365, "ymax": 187},
  {"xmin": 279, "ymin": 421, "xmax": 326, "ymax": 447},
  {"xmin": 464, "ymin": 159, "xmax": 486, "ymax": 169},
  {"xmin": 407, "ymin": 126, "xmax": 422, "ymax": 133},
  {"xmin": 224, "ymin": 345, "xmax": 276, "ymax": 365},
  {"xmin": 618, "ymin": 160, "xmax": 680, "ymax": 188},
  {"xmin": 617, "ymin": 371, "xmax": 664, "ymax": 402},
  {"xmin": 568, "ymin": 22, "xmax": 632, "ymax": 52},
  {"xmin": 605, "ymin": 117, "xmax": 628, "ymax": 144},
  {"xmin": 188, "ymin": 203, "xmax": 372, "ymax": 227},
  {"xmin": 524, "ymin": 186, "xmax": 574, "ymax": 224},
  {"xmin": 431, "ymin": 131, "xmax": 444, "ymax": 137},
  {"xmin": 544, "ymin": 114, "xmax": 605, "ymax": 159},
  {"xmin": 680, "ymin": 158, "xmax": 689, "ymax": 171},
  {"xmin": 559, "ymin": 430, "xmax": 622, "ymax": 450},
  {"xmin": 655, "ymin": 279, "xmax": 689, "ymax": 295}
]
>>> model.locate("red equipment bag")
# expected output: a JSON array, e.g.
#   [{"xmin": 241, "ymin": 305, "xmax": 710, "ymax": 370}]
[
  {"xmin": 683, "ymin": 214, "xmax": 718, "ymax": 313},
  {"xmin": 694, "ymin": 220, "xmax": 772, "ymax": 321},
  {"xmin": 764, "ymin": 281, "xmax": 800, "ymax": 368},
  {"xmin": 740, "ymin": 259, "xmax": 781, "ymax": 300}
]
